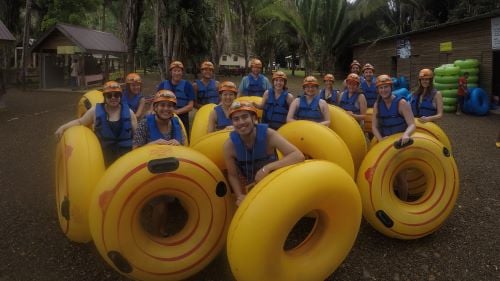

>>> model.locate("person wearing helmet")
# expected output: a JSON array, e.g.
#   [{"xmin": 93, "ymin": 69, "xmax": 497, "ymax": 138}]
[
  {"xmin": 350, "ymin": 60, "xmax": 362, "ymax": 75},
  {"xmin": 339, "ymin": 73, "xmax": 367, "ymax": 125},
  {"xmin": 287, "ymin": 76, "xmax": 330, "ymax": 126},
  {"xmin": 223, "ymin": 101, "xmax": 304, "ymax": 206},
  {"xmin": 157, "ymin": 60, "xmax": 195, "ymax": 137},
  {"xmin": 372, "ymin": 74, "xmax": 416, "ymax": 201},
  {"xmin": 409, "ymin": 68, "xmax": 443, "ymax": 122},
  {"xmin": 253, "ymin": 71, "xmax": 294, "ymax": 130},
  {"xmin": 193, "ymin": 61, "xmax": 220, "ymax": 109},
  {"xmin": 55, "ymin": 81, "xmax": 138, "ymax": 167},
  {"xmin": 207, "ymin": 81, "xmax": 238, "ymax": 133},
  {"xmin": 133, "ymin": 89, "xmax": 186, "ymax": 148},
  {"xmin": 123, "ymin": 73, "xmax": 146, "ymax": 119},
  {"xmin": 238, "ymin": 58, "xmax": 272, "ymax": 97},
  {"xmin": 360, "ymin": 63, "xmax": 377, "ymax": 108},
  {"xmin": 319, "ymin": 74, "xmax": 340, "ymax": 105}
]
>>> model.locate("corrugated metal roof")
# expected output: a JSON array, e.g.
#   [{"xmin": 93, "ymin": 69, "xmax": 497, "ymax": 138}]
[
  {"xmin": 31, "ymin": 23, "xmax": 126, "ymax": 54},
  {"xmin": 0, "ymin": 19, "xmax": 16, "ymax": 42}
]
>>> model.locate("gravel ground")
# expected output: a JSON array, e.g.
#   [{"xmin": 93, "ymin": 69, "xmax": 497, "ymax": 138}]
[{"xmin": 0, "ymin": 73, "xmax": 498, "ymax": 281}]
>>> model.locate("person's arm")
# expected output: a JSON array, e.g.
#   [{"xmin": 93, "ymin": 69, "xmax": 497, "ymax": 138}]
[
  {"xmin": 371, "ymin": 102, "xmax": 384, "ymax": 141},
  {"xmin": 352, "ymin": 94, "xmax": 367, "ymax": 121},
  {"xmin": 132, "ymin": 119, "xmax": 147, "ymax": 149},
  {"xmin": 254, "ymin": 129, "xmax": 305, "ymax": 182},
  {"xmin": 207, "ymin": 109, "xmax": 217, "ymax": 133},
  {"xmin": 286, "ymin": 93, "xmax": 294, "ymax": 106},
  {"xmin": 55, "ymin": 107, "xmax": 95, "ymax": 140},
  {"xmin": 286, "ymin": 98, "xmax": 300, "ymax": 123},
  {"xmin": 398, "ymin": 99, "xmax": 416, "ymax": 144},
  {"xmin": 254, "ymin": 90, "xmax": 269, "ymax": 109},
  {"xmin": 192, "ymin": 82, "xmax": 201, "ymax": 109},
  {"xmin": 135, "ymin": 97, "xmax": 146, "ymax": 119},
  {"xmin": 223, "ymin": 139, "xmax": 246, "ymax": 205},
  {"xmin": 419, "ymin": 92, "xmax": 443, "ymax": 122},
  {"xmin": 318, "ymin": 99, "xmax": 331, "ymax": 126},
  {"xmin": 130, "ymin": 109, "xmax": 138, "ymax": 135}
]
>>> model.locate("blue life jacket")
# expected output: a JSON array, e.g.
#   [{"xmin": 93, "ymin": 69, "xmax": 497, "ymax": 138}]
[
  {"xmin": 340, "ymin": 90, "xmax": 360, "ymax": 114},
  {"xmin": 94, "ymin": 103, "xmax": 133, "ymax": 149},
  {"xmin": 244, "ymin": 74, "xmax": 266, "ymax": 97},
  {"xmin": 196, "ymin": 79, "xmax": 219, "ymax": 105},
  {"xmin": 319, "ymin": 88, "xmax": 339, "ymax": 105},
  {"xmin": 361, "ymin": 77, "xmax": 377, "ymax": 107},
  {"xmin": 377, "ymin": 96, "xmax": 407, "ymax": 137},
  {"xmin": 157, "ymin": 80, "xmax": 190, "ymax": 108},
  {"xmin": 410, "ymin": 88, "xmax": 437, "ymax": 117},
  {"xmin": 294, "ymin": 95, "xmax": 323, "ymax": 122},
  {"xmin": 262, "ymin": 88, "xmax": 289, "ymax": 130},
  {"xmin": 121, "ymin": 89, "xmax": 143, "ymax": 113},
  {"xmin": 146, "ymin": 114, "xmax": 183, "ymax": 144},
  {"xmin": 215, "ymin": 105, "xmax": 232, "ymax": 130},
  {"xmin": 230, "ymin": 124, "xmax": 277, "ymax": 182}
]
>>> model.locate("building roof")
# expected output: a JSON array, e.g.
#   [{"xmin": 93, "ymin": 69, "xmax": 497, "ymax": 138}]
[
  {"xmin": 31, "ymin": 23, "xmax": 126, "ymax": 54},
  {"xmin": 0, "ymin": 19, "xmax": 15, "ymax": 42},
  {"xmin": 354, "ymin": 10, "xmax": 500, "ymax": 46}
]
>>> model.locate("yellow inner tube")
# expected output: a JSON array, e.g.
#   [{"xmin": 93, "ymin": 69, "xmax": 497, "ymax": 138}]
[
  {"xmin": 328, "ymin": 105, "xmax": 367, "ymax": 174},
  {"xmin": 190, "ymin": 129, "xmax": 231, "ymax": 171},
  {"xmin": 190, "ymin": 103, "xmax": 216, "ymax": 146},
  {"xmin": 356, "ymin": 133, "xmax": 459, "ymax": 239},
  {"xmin": 55, "ymin": 125, "xmax": 105, "ymax": 243},
  {"xmin": 76, "ymin": 90, "xmax": 103, "ymax": 118},
  {"xmin": 277, "ymin": 120, "xmax": 354, "ymax": 178},
  {"xmin": 228, "ymin": 160, "xmax": 362, "ymax": 281},
  {"xmin": 235, "ymin": 96, "xmax": 263, "ymax": 119},
  {"xmin": 89, "ymin": 145, "xmax": 232, "ymax": 281}
]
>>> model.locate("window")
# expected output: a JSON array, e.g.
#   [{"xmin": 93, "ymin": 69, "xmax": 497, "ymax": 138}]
[
  {"xmin": 222, "ymin": 56, "xmax": 227, "ymax": 61},
  {"xmin": 233, "ymin": 56, "xmax": 238, "ymax": 62}
]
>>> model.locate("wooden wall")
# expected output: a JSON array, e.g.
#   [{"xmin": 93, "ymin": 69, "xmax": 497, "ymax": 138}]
[{"xmin": 353, "ymin": 17, "xmax": 494, "ymax": 93}]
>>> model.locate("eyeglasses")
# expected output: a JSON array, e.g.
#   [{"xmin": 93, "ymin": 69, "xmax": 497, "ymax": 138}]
[{"xmin": 105, "ymin": 92, "xmax": 121, "ymax": 99}]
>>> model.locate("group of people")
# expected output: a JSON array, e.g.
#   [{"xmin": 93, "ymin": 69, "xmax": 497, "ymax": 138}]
[{"xmin": 55, "ymin": 57, "xmax": 445, "ymax": 206}]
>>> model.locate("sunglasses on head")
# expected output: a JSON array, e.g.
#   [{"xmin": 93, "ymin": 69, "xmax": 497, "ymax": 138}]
[{"xmin": 105, "ymin": 92, "xmax": 121, "ymax": 99}]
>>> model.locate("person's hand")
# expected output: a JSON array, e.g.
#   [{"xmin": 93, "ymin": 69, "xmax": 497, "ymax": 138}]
[
  {"xmin": 54, "ymin": 127, "xmax": 65, "ymax": 141},
  {"xmin": 235, "ymin": 194, "xmax": 246, "ymax": 206},
  {"xmin": 165, "ymin": 139, "xmax": 181, "ymax": 146},
  {"xmin": 346, "ymin": 111, "xmax": 353, "ymax": 116},
  {"xmin": 151, "ymin": 139, "xmax": 170, "ymax": 145},
  {"xmin": 254, "ymin": 166, "xmax": 270, "ymax": 183},
  {"xmin": 224, "ymin": 125, "xmax": 234, "ymax": 131},
  {"xmin": 400, "ymin": 134, "xmax": 411, "ymax": 145},
  {"xmin": 419, "ymin": 116, "xmax": 429, "ymax": 123}
]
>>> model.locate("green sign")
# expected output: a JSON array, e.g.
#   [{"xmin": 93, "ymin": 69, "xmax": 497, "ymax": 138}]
[
  {"xmin": 440, "ymin": 42, "xmax": 452, "ymax": 52},
  {"xmin": 57, "ymin": 46, "xmax": 81, "ymax": 54}
]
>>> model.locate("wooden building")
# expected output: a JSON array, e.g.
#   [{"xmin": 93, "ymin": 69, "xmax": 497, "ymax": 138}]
[
  {"xmin": 352, "ymin": 11, "xmax": 500, "ymax": 96},
  {"xmin": 30, "ymin": 23, "xmax": 126, "ymax": 89}
]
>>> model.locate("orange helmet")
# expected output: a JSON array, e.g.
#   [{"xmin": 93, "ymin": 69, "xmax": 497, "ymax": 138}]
[
  {"xmin": 362, "ymin": 63, "xmax": 375, "ymax": 72},
  {"xmin": 200, "ymin": 61, "xmax": 214, "ymax": 70},
  {"xmin": 303, "ymin": 76, "xmax": 319, "ymax": 88},
  {"xmin": 350, "ymin": 60, "xmax": 361, "ymax": 68},
  {"xmin": 250, "ymin": 59, "xmax": 263, "ymax": 68},
  {"xmin": 103, "ymin": 81, "xmax": 122, "ymax": 94},
  {"xmin": 345, "ymin": 73, "xmax": 360, "ymax": 84},
  {"xmin": 169, "ymin": 60, "xmax": 184, "ymax": 70},
  {"xmin": 218, "ymin": 81, "xmax": 238, "ymax": 94},
  {"xmin": 228, "ymin": 101, "xmax": 258, "ymax": 118},
  {"xmin": 323, "ymin": 74, "xmax": 335, "ymax": 82},
  {"xmin": 376, "ymin": 74, "xmax": 392, "ymax": 87},
  {"xmin": 153, "ymin": 89, "xmax": 177, "ymax": 105},
  {"xmin": 125, "ymin": 73, "xmax": 142, "ymax": 84},
  {"xmin": 272, "ymin": 71, "xmax": 287, "ymax": 81},
  {"xmin": 419, "ymin": 68, "xmax": 434, "ymax": 79}
]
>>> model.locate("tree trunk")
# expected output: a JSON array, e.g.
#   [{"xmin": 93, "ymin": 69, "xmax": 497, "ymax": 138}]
[
  {"xmin": 155, "ymin": 0, "xmax": 166, "ymax": 79},
  {"xmin": 162, "ymin": 26, "xmax": 170, "ymax": 79},
  {"xmin": 123, "ymin": 0, "xmax": 144, "ymax": 75},
  {"xmin": 21, "ymin": 0, "xmax": 32, "ymax": 90}
]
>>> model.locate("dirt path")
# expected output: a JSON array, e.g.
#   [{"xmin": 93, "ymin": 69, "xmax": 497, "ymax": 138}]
[{"xmin": 0, "ymin": 76, "xmax": 498, "ymax": 281}]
